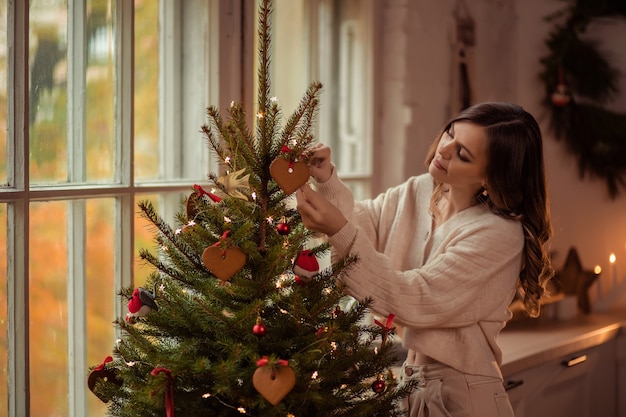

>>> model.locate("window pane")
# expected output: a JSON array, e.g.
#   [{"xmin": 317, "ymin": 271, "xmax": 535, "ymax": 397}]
[
  {"xmin": 134, "ymin": 192, "xmax": 188, "ymax": 288},
  {"xmin": 0, "ymin": 204, "xmax": 7, "ymax": 416},
  {"xmin": 134, "ymin": 0, "xmax": 159, "ymax": 180},
  {"xmin": 84, "ymin": 0, "xmax": 116, "ymax": 182},
  {"xmin": 134, "ymin": 194, "xmax": 157, "ymax": 288},
  {"xmin": 29, "ymin": 0, "xmax": 117, "ymax": 185},
  {"xmin": 29, "ymin": 201, "xmax": 68, "ymax": 416},
  {"xmin": 0, "ymin": 1, "xmax": 7, "ymax": 186},
  {"xmin": 29, "ymin": 0, "xmax": 68, "ymax": 183},
  {"xmin": 30, "ymin": 199, "xmax": 116, "ymax": 416},
  {"xmin": 134, "ymin": 0, "xmax": 213, "ymax": 183},
  {"xmin": 271, "ymin": 0, "xmax": 310, "ymax": 116},
  {"xmin": 85, "ymin": 198, "xmax": 115, "ymax": 417}
]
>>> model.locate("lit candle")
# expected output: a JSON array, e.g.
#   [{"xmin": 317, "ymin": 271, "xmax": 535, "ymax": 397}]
[
  {"xmin": 609, "ymin": 253, "xmax": 617, "ymax": 286},
  {"xmin": 594, "ymin": 265, "xmax": 602, "ymax": 299}
]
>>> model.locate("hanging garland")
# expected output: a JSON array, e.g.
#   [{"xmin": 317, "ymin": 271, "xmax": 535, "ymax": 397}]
[{"xmin": 540, "ymin": 0, "xmax": 626, "ymax": 198}]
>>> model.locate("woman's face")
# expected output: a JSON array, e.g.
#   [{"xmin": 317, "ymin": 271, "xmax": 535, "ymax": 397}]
[{"xmin": 428, "ymin": 121, "xmax": 488, "ymax": 194}]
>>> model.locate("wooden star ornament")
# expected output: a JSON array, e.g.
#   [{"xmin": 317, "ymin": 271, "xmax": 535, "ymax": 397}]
[{"xmin": 555, "ymin": 247, "xmax": 599, "ymax": 314}]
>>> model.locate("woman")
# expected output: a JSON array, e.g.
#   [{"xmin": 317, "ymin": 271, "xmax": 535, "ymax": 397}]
[{"xmin": 296, "ymin": 102, "xmax": 554, "ymax": 417}]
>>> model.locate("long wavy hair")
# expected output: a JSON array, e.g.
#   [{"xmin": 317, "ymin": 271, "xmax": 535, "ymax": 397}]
[{"xmin": 425, "ymin": 102, "xmax": 554, "ymax": 318}]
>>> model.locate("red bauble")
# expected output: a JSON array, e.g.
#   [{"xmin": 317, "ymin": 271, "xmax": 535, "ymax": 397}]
[
  {"xmin": 371, "ymin": 378, "xmax": 386, "ymax": 394},
  {"xmin": 551, "ymin": 84, "xmax": 571, "ymax": 106},
  {"xmin": 253, "ymin": 322, "xmax": 266, "ymax": 337},
  {"xmin": 276, "ymin": 220, "xmax": 290, "ymax": 235}
]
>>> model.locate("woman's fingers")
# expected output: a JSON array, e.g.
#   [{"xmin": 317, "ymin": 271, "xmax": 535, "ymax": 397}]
[
  {"xmin": 296, "ymin": 184, "xmax": 347, "ymax": 236},
  {"xmin": 307, "ymin": 144, "xmax": 332, "ymax": 183}
]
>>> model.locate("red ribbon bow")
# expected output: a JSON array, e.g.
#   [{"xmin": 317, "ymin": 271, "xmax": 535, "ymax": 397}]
[
  {"xmin": 256, "ymin": 356, "xmax": 289, "ymax": 368},
  {"xmin": 374, "ymin": 313, "xmax": 396, "ymax": 346},
  {"xmin": 279, "ymin": 145, "xmax": 297, "ymax": 170},
  {"xmin": 211, "ymin": 230, "xmax": 231, "ymax": 257},
  {"xmin": 151, "ymin": 367, "xmax": 175, "ymax": 417},
  {"xmin": 94, "ymin": 356, "xmax": 113, "ymax": 371},
  {"xmin": 193, "ymin": 184, "xmax": 222, "ymax": 203}
]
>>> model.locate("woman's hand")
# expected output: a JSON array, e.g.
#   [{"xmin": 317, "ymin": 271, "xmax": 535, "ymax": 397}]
[
  {"xmin": 296, "ymin": 183, "xmax": 347, "ymax": 236},
  {"xmin": 307, "ymin": 143, "xmax": 333, "ymax": 183}
]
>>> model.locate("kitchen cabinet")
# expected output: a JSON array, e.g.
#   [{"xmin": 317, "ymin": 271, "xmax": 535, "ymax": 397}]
[
  {"xmin": 618, "ymin": 331, "xmax": 626, "ymax": 416},
  {"xmin": 504, "ymin": 338, "xmax": 617, "ymax": 417}
]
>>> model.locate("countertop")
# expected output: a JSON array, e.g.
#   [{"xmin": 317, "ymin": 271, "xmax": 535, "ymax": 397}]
[{"xmin": 500, "ymin": 308, "xmax": 626, "ymax": 376}]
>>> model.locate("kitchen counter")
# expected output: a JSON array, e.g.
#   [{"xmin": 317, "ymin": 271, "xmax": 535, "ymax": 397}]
[{"xmin": 500, "ymin": 308, "xmax": 626, "ymax": 376}]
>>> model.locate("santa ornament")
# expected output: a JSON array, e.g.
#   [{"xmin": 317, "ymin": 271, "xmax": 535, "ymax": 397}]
[{"xmin": 292, "ymin": 250, "xmax": 320, "ymax": 283}]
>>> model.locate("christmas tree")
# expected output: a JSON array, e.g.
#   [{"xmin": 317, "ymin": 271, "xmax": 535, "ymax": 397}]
[{"xmin": 88, "ymin": 1, "xmax": 413, "ymax": 415}]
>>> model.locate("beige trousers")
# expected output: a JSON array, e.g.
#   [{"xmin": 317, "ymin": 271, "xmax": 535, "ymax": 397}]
[{"xmin": 397, "ymin": 362, "xmax": 515, "ymax": 417}]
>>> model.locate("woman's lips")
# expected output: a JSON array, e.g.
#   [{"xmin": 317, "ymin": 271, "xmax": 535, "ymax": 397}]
[{"xmin": 433, "ymin": 159, "xmax": 446, "ymax": 172}]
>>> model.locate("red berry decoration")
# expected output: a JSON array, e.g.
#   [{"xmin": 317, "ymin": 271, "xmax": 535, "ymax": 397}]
[
  {"xmin": 332, "ymin": 305, "xmax": 344, "ymax": 319},
  {"xmin": 253, "ymin": 318, "xmax": 266, "ymax": 337},
  {"xmin": 276, "ymin": 217, "xmax": 290, "ymax": 235},
  {"xmin": 371, "ymin": 377, "xmax": 386, "ymax": 394}
]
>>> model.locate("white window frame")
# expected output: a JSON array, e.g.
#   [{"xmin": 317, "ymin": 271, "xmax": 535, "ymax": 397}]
[{"xmin": 313, "ymin": 0, "xmax": 375, "ymax": 199}]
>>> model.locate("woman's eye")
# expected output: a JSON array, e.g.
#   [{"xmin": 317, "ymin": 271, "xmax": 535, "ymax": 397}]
[{"xmin": 458, "ymin": 149, "xmax": 469, "ymax": 162}]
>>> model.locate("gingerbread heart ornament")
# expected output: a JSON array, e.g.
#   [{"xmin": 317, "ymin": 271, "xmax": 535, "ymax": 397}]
[
  {"xmin": 270, "ymin": 158, "xmax": 309, "ymax": 195},
  {"xmin": 202, "ymin": 246, "xmax": 246, "ymax": 281},
  {"xmin": 253, "ymin": 365, "xmax": 296, "ymax": 406}
]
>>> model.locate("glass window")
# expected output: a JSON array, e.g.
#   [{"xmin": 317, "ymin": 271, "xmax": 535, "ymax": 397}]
[
  {"xmin": 134, "ymin": 0, "xmax": 159, "ymax": 179},
  {"xmin": 0, "ymin": 204, "xmax": 7, "ymax": 415},
  {"xmin": 29, "ymin": 0, "xmax": 116, "ymax": 185},
  {"xmin": 5, "ymin": 1, "xmax": 218, "ymax": 415},
  {"xmin": 0, "ymin": 1, "xmax": 6, "ymax": 187},
  {"xmin": 29, "ymin": 200, "xmax": 69, "ymax": 415}
]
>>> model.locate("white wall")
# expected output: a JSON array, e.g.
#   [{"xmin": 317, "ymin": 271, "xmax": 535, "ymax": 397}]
[{"xmin": 374, "ymin": 0, "xmax": 626, "ymax": 306}]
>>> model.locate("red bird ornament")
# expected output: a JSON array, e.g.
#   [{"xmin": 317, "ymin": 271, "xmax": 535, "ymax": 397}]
[{"xmin": 126, "ymin": 287, "xmax": 158, "ymax": 322}]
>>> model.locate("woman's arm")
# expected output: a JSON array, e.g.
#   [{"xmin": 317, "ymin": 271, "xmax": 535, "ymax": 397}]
[{"xmin": 329, "ymin": 214, "xmax": 523, "ymax": 328}]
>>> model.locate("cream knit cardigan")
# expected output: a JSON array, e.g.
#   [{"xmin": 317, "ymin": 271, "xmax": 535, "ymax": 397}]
[{"xmin": 315, "ymin": 171, "xmax": 524, "ymax": 379}]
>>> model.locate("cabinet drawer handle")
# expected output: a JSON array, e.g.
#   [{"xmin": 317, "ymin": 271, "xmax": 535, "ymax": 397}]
[
  {"xmin": 504, "ymin": 379, "xmax": 524, "ymax": 391},
  {"xmin": 562, "ymin": 354, "xmax": 587, "ymax": 367}
]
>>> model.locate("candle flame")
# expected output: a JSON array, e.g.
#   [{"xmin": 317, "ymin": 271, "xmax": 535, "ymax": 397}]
[
  {"xmin": 610, "ymin": 253, "xmax": 616, "ymax": 264},
  {"xmin": 594, "ymin": 265, "xmax": 602, "ymax": 275}
]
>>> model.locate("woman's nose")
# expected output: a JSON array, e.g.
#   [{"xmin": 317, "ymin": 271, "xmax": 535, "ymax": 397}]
[{"xmin": 439, "ymin": 142, "xmax": 452, "ymax": 159}]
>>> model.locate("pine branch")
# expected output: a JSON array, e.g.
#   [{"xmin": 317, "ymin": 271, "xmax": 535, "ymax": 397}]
[
  {"xmin": 227, "ymin": 103, "xmax": 263, "ymax": 176},
  {"xmin": 139, "ymin": 249, "xmax": 196, "ymax": 286},
  {"xmin": 279, "ymin": 81, "xmax": 323, "ymax": 153},
  {"xmin": 138, "ymin": 200, "xmax": 205, "ymax": 269},
  {"xmin": 256, "ymin": 0, "xmax": 273, "ymax": 163},
  {"xmin": 200, "ymin": 107, "xmax": 229, "ymax": 160}
]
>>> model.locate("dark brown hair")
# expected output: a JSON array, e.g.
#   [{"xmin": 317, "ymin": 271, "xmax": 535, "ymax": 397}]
[{"xmin": 425, "ymin": 102, "xmax": 554, "ymax": 317}]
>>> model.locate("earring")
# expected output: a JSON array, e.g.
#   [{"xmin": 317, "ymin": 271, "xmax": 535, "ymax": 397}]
[{"xmin": 477, "ymin": 187, "xmax": 489, "ymax": 203}]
